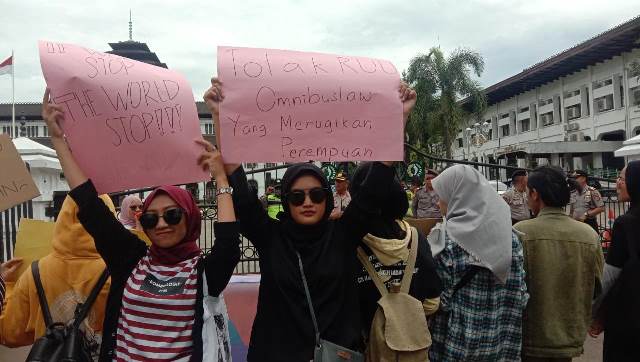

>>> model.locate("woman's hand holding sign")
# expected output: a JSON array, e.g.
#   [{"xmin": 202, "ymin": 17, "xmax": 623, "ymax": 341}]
[{"xmin": 203, "ymin": 78, "xmax": 241, "ymax": 176}]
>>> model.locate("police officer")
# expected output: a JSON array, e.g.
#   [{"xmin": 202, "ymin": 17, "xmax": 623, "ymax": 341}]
[
  {"xmin": 267, "ymin": 182, "xmax": 284, "ymax": 220},
  {"xmin": 411, "ymin": 169, "xmax": 441, "ymax": 218},
  {"xmin": 330, "ymin": 172, "xmax": 351, "ymax": 220},
  {"xmin": 502, "ymin": 170, "xmax": 531, "ymax": 225},
  {"xmin": 569, "ymin": 170, "xmax": 605, "ymax": 232}
]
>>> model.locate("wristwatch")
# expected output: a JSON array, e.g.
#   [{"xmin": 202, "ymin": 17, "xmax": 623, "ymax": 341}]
[{"xmin": 216, "ymin": 186, "xmax": 233, "ymax": 196}]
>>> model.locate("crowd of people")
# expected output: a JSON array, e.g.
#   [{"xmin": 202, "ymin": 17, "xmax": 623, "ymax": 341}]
[{"xmin": 0, "ymin": 77, "xmax": 637, "ymax": 362}]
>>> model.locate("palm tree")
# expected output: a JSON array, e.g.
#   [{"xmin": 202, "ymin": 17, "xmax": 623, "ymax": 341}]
[{"xmin": 405, "ymin": 47, "xmax": 487, "ymax": 159}]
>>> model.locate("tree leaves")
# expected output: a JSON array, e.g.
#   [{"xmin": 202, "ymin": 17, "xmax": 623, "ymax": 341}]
[{"xmin": 404, "ymin": 47, "xmax": 487, "ymax": 158}]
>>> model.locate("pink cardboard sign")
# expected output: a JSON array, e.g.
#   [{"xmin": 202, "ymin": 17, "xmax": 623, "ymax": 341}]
[
  {"xmin": 217, "ymin": 46, "xmax": 403, "ymax": 162},
  {"xmin": 38, "ymin": 41, "xmax": 209, "ymax": 194}
]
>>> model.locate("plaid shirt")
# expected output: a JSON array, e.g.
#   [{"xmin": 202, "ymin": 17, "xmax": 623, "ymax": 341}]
[{"xmin": 429, "ymin": 232, "xmax": 528, "ymax": 361}]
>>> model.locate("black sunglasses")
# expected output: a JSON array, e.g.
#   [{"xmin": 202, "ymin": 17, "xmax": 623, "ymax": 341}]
[
  {"xmin": 285, "ymin": 188, "xmax": 328, "ymax": 206},
  {"xmin": 139, "ymin": 208, "xmax": 185, "ymax": 229}
]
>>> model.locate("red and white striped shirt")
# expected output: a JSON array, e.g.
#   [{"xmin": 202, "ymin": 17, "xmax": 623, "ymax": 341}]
[{"xmin": 115, "ymin": 252, "xmax": 200, "ymax": 361}]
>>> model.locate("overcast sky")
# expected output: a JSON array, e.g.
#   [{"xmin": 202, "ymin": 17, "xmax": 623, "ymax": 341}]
[{"xmin": 0, "ymin": 0, "xmax": 638, "ymax": 103}]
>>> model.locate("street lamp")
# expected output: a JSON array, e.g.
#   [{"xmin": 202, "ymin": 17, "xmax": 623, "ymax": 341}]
[{"xmin": 464, "ymin": 121, "xmax": 492, "ymax": 161}]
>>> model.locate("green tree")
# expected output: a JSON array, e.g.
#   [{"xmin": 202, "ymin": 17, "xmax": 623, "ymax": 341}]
[{"xmin": 405, "ymin": 47, "xmax": 487, "ymax": 158}]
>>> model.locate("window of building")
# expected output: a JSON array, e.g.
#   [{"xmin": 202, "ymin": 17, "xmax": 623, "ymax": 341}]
[
  {"xmin": 565, "ymin": 104, "xmax": 581, "ymax": 120},
  {"xmin": 265, "ymin": 163, "xmax": 277, "ymax": 168},
  {"xmin": 501, "ymin": 125, "xmax": 510, "ymax": 137},
  {"xmin": 594, "ymin": 94, "xmax": 614, "ymax": 113},
  {"xmin": 457, "ymin": 138, "xmax": 463, "ymax": 148},
  {"xmin": 245, "ymin": 163, "xmax": 258, "ymax": 169},
  {"xmin": 541, "ymin": 112, "xmax": 554, "ymax": 126},
  {"xmin": 204, "ymin": 123, "xmax": 214, "ymax": 135},
  {"xmin": 620, "ymin": 78, "xmax": 625, "ymax": 107},
  {"xmin": 593, "ymin": 78, "xmax": 613, "ymax": 90},
  {"xmin": 539, "ymin": 98, "xmax": 553, "ymax": 107},
  {"xmin": 519, "ymin": 106, "xmax": 529, "ymax": 113},
  {"xmin": 563, "ymin": 89, "xmax": 580, "ymax": 99},
  {"xmin": 520, "ymin": 118, "xmax": 530, "ymax": 132},
  {"xmin": 631, "ymin": 86, "xmax": 640, "ymax": 106},
  {"xmin": 487, "ymin": 129, "xmax": 493, "ymax": 140},
  {"xmin": 499, "ymin": 113, "xmax": 509, "ymax": 119},
  {"xmin": 630, "ymin": 65, "xmax": 640, "ymax": 78},
  {"xmin": 43, "ymin": 125, "xmax": 49, "ymax": 137}
]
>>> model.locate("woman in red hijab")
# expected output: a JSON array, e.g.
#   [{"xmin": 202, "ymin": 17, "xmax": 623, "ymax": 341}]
[{"xmin": 41, "ymin": 89, "xmax": 239, "ymax": 362}]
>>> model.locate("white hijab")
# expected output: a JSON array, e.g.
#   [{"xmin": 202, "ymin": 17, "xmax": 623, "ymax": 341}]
[{"xmin": 431, "ymin": 165, "xmax": 513, "ymax": 284}]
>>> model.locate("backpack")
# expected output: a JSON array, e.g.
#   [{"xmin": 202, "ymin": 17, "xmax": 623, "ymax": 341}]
[
  {"xmin": 26, "ymin": 261, "xmax": 109, "ymax": 362},
  {"xmin": 357, "ymin": 227, "xmax": 430, "ymax": 362}
]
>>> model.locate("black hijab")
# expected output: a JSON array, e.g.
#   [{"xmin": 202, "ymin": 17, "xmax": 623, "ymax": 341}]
[
  {"xmin": 280, "ymin": 163, "xmax": 335, "ymax": 251},
  {"xmin": 626, "ymin": 160, "xmax": 640, "ymax": 210},
  {"xmin": 350, "ymin": 162, "xmax": 408, "ymax": 239}
]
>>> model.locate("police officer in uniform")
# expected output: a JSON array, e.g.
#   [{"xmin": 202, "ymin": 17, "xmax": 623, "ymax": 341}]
[
  {"xmin": 330, "ymin": 171, "xmax": 351, "ymax": 220},
  {"xmin": 569, "ymin": 170, "xmax": 605, "ymax": 232},
  {"xmin": 502, "ymin": 170, "xmax": 531, "ymax": 225}
]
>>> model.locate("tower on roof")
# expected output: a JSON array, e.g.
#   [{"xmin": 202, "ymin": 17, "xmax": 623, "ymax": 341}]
[{"xmin": 106, "ymin": 11, "xmax": 168, "ymax": 68}]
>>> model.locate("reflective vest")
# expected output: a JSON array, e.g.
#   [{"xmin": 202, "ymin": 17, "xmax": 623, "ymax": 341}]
[{"xmin": 267, "ymin": 194, "xmax": 283, "ymax": 219}]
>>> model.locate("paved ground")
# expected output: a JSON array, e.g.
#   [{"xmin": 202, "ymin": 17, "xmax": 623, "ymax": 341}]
[{"xmin": 0, "ymin": 334, "xmax": 605, "ymax": 361}]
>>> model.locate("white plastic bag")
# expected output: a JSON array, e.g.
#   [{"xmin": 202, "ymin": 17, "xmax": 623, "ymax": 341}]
[{"xmin": 202, "ymin": 271, "xmax": 232, "ymax": 362}]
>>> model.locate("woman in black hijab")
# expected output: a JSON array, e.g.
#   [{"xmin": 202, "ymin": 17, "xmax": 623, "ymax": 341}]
[
  {"xmin": 202, "ymin": 79, "xmax": 417, "ymax": 362},
  {"xmin": 591, "ymin": 160, "xmax": 640, "ymax": 361},
  {"xmin": 350, "ymin": 162, "xmax": 442, "ymax": 339}
]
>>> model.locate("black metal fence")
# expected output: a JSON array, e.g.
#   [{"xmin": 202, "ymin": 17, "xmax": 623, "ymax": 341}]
[
  {"xmin": 7, "ymin": 144, "xmax": 627, "ymax": 268},
  {"xmin": 405, "ymin": 144, "xmax": 628, "ymax": 253}
]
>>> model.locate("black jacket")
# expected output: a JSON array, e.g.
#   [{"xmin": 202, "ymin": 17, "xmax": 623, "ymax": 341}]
[
  {"xmin": 69, "ymin": 181, "xmax": 240, "ymax": 362},
  {"xmin": 228, "ymin": 162, "xmax": 396, "ymax": 362}
]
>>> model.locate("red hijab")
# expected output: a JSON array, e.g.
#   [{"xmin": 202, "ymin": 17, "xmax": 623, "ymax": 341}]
[{"xmin": 142, "ymin": 185, "xmax": 202, "ymax": 265}]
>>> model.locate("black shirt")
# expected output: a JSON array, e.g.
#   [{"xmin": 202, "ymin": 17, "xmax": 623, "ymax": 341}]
[{"xmin": 228, "ymin": 163, "xmax": 396, "ymax": 362}]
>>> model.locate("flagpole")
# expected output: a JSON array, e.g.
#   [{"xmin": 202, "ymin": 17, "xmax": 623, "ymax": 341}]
[{"xmin": 11, "ymin": 49, "xmax": 15, "ymax": 139}]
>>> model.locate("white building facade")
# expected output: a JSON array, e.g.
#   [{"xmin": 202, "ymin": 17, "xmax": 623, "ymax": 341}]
[{"xmin": 454, "ymin": 16, "xmax": 640, "ymax": 179}]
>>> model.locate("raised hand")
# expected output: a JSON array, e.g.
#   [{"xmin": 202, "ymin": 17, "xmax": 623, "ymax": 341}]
[
  {"xmin": 399, "ymin": 81, "xmax": 417, "ymax": 124},
  {"xmin": 203, "ymin": 77, "xmax": 224, "ymax": 119},
  {"xmin": 41, "ymin": 88, "xmax": 65, "ymax": 140},
  {"xmin": 196, "ymin": 139, "xmax": 226, "ymax": 181}
]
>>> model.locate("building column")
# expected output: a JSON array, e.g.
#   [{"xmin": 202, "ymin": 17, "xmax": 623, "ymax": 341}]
[
  {"xmin": 593, "ymin": 152, "xmax": 603, "ymax": 169},
  {"xmin": 573, "ymin": 156, "xmax": 584, "ymax": 171},
  {"xmin": 498, "ymin": 158, "xmax": 508, "ymax": 180},
  {"xmin": 537, "ymin": 157, "xmax": 549, "ymax": 166}
]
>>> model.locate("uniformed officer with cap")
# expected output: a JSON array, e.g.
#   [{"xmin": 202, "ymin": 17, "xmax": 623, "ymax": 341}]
[
  {"xmin": 502, "ymin": 169, "xmax": 531, "ymax": 225},
  {"xmin": 569, "ymin": 170, "xmax": 605, "ymax": 232},
  {"xmin": 330, "ymin": 171, "xmax": 351, "ymax": 220}
]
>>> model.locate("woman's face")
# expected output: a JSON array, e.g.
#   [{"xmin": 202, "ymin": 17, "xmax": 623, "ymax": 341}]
[
  {"xmin": 143, "ymin": 194, "xmax": 188, "ymax": 248},
  {"xmin": 288, "ymin": 175, "xmax": 327, "ymax": 226},
  {"xmin": 617, "ymin": 167, "xmax": 630, "ymax": 202}
]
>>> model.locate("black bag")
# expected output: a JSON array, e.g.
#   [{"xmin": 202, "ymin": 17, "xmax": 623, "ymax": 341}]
[{"xmin": 26, "ymin": 261, "xmax": 109, "ymax": 362}]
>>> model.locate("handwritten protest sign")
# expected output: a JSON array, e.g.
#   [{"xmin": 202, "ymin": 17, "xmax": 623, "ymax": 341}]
[
  {"xmin": 38, "ymin": 41, "xmax": 209, "ymax": 194},
  {"xmin": 217, "ymin": 46, "xmax": 403, "ymax": 162},
  {"xmin": 0, "ymin": 134, "xmax": 40, "ymax": 212},
  {"xmin": 13, "ymin": 219, "xmax": 55, "ymax": 279}
]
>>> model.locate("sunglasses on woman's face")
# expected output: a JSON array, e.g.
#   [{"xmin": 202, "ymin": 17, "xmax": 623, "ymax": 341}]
[
  {"xmin": 129, "ymin": 205, "xmax": 142, "ymax": 211},
  {"xmin": 286, "ymin": 188, "xmax": 328, "ymax": 207},
  {"xmin": 139, "ymin": 208, "xmax": 185, "ymax": 229}
]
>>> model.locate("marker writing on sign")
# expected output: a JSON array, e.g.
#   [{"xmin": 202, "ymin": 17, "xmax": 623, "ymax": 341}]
[
  {"xmin": 0, "ymin": 180, "xmax": 30, "ymax": 199},
  {"xmin": 255, "ymin": 85, "xmax": 374, "ymax": 112},
  {"xmin": 228, "ymin": 48, "xmax": 398, "ymax": 79}
]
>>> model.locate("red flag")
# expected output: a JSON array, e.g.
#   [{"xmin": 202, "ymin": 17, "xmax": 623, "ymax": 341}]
[{"xmin": 0, "ymin": 55, "xmax": 12, "ymax": 75}]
